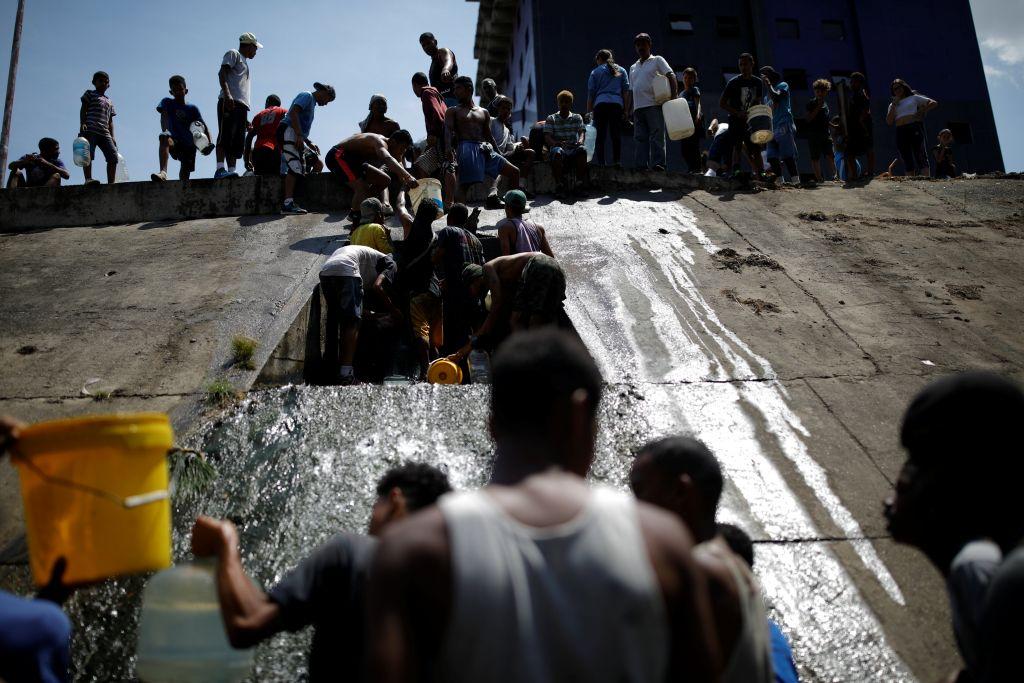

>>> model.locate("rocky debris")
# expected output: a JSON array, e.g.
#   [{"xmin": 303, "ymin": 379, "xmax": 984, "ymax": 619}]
[
  {"xmin": 817, "ymin": 230, "xmax": 853, "ymax": 243},
  {"xmin": 722, "ymin": 289, "xmax": 781, "ymax": 315},
  {"xmin": 799, "ymin": 211, "xmax": 851, "ymax": 222},
  {"xmin": 15, "ymin": 345, "xmax": 37, "ymax": 355},
  {"xmin": 945, "ymin": 284, "xmax": 984, "ymax": 300},
  {"xmin": 713, "ymin": 248, "xmax": 783, "ymax": 273}
]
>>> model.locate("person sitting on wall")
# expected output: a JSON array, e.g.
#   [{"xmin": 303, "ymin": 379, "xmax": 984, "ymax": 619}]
[
  {"xmin": 190, "ymin": 462, "xmax": 452, "ymax": 682},
  {"xmin": 6, "ymin": 137, "xmax": 70, "ymax": 189},
  {"xmin": 544, "ymin": 90, "xmax": 589, "ymax": 199},
  {"xmin": 490, "ymin": 95, "xmax": 536, "ymax": 194},
  {"xmin": 933, "ymin": 129, "xmax": 959, "ymax": 179}
]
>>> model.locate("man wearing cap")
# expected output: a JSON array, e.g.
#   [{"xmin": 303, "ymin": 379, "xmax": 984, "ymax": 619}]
[
  {"xmin": 760, "ymin": 66, "xmax": 798, "ymax": 183},
  {"xmin": 628, "ymin": 33, "xmax": 676, "ymax": 172},
  {"xmin": 280, "ymin": 83, "xmax": 336, "ymax": 215},
  {"xmin": 496, "ymin": 190, "xmax": 553, "ymax": 257},
  {"xmin": 885, "ymin": 372, "xmax": 1024, "ymax": 683},
  {"xmin": 350, "ymin": 198, "xmax": 394, "ymax": 254},
  {"xmin": 216, "ymin": 33, "xmax": 261, "ymax": 179},
  {"xmin": 450, "ymin": 251, "xmax": 566, "ymax": 362},
  {"xmin": 319, "ymin": 245, "xmax": 401, "ymax": 385}
]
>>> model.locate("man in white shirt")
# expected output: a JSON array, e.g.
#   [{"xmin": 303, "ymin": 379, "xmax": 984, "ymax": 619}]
[
  {"xmin": 628, "ymin": 33, "xmax": 677, "ymax": 171},
  {"xmin": 216, "ymin": 32, "xmax": 261, "ymax": 178}
]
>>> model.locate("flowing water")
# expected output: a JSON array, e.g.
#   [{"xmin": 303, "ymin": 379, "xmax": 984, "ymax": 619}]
[{"xmin": 49, "ymin": 194, "xmax": 915, "ymax": 681}]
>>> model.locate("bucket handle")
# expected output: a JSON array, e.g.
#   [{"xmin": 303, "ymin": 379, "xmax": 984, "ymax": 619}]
[{"xmin": 12, "ymin": 452, "xmax": 169, "ymax": 509}]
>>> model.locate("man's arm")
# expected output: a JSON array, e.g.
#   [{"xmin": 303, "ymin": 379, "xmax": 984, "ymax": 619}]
[
  {"xmin": 624, "ymin": 89, "xmax": 633, "ymax": 118},
  {"xmin": 666, "ymin": 68, "xmax": 679, "ymax": 100},
  {"xmin": 219, "ymin": 63, "xmax": 234, "ymax": 109},
  {"xmin": 450, "ymin": 263, "xmax": 504, "ymax": 360},
  {"xmin": 289, "ymin": 105, "xmax": 305, "ymax": 149},
  {"xmin": 444, "ymin": 109, "xmax": 457, "ymax": 159},
  {"xmin": 191, "ymin": 517, "xmax": 282, "ymax": 648},
  {"xmin": 536, "ymin": 225, "xmax": 554, "ymax": 258},
  {"xmin": 79, "ymin": 99, "xmax": 88, "ymax": 132},
  {"xmin": 497, "ymin": 219, "xmax": 515, "ymax": 255},
  {"xmin": 108, "ymin": 116, "xmax": 116, "ymax": 144},
  {"xmin": 37, "ymin": 157, "xmax": 70, "ymax": 180},
  {"xmin": 373, "ymin": 274, "xmax": 403, "ymax": 319},
  {"xmin": 482, "ymin": 111, "xmax": 499, "ymax": 148},
  {"xmin": 376, "ymin": 142, "xmax": 418, "ymax": 188},
  {"xmin": 438, "ymin": 48, "xmax": 455, "ymax": 80}
]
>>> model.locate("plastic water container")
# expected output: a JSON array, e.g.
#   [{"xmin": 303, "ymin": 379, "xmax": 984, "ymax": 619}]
[
  {"xmin": 583, "ymin": 123, "xmax": 597, "ymax": 162},
  {"xmin": 468, "ymin": 349, "xmax": 491, "ymax": 384},
  {"xmin": 662, "ymin": 98, "xmax": 695, "ymax": 141},
  {"xmin": 191, "ymin": 121, "xmax": 211, "ymax": 154},
  {"xmin": 652, "ymin": 72, "xmax": 672, "ymax": 105},
  {"xmin": 135, "ymin": 560, "xmax": 254, "ymax": 682},
  {"xmin": 409, "ymin": 178, "xmax": 443, "ymax": 214},
  {"xmin": 116, "ymin": 153, "xmax": 130, "ymax": 182},
  {"xmin": 12, "ymin": 413, "xmax": 173, "ymax": 586},
  {"xmin": 72, "ymin": 136, "xmax": 91, "ymax": 167},
  {"xmin": 426, "ymin": 358, "xmax": 462, "ymax": 385},
  {"xmin": 746, "ymin": 104, "xmax": 774, "ymax": 144}
]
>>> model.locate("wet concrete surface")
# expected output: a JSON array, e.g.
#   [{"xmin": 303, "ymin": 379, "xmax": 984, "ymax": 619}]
[{"xmin": 2, "ymin": 178, "xmax": 1023, "ymax": 681}]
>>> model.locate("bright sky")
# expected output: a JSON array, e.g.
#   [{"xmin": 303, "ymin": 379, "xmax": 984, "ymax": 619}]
[{"xmin": 0, "ymin": 0, "xmax": 1021, "ymax": 178}]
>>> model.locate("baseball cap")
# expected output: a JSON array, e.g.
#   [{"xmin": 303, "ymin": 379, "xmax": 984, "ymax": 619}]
[
  {"xmin": 314, "ymin": 82, "xmax": 337, "ymax": 100},
  {"xmin": 461, "ymin": 263, "xmax": 484, "ymax": 286},
  {"xmin": 503, "ymin": 189, "xmax": 529, "ymax": 213},
  {"xmin": 239, "ymin": 33, "xmax": 263, "ymax": 48},
  {"xmin": 359, "ymin": 197, "xmax": 384, "ymax": 224},
  {"xmin": 634, "ymin": 32, "xmax": 652, "ymax": 43}
]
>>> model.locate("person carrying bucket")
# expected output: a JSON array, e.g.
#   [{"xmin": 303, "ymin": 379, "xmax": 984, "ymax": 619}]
[
  {"xmin": 759, "ymin": 66, "xmax": 798, "ymax": 183},
  {"xmin": 719, "ymin": 53, "xmax": 765, "ymax": 175}
]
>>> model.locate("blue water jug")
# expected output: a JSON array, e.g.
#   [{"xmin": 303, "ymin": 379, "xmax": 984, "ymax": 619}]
[{"xmin": 72, "ymin": 136, "xmax": 91, "ymax": 167}]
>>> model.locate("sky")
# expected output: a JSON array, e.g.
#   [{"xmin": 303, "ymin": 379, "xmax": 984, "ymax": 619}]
[{"xmin": 0, "ymin": 0, "xmax": 1021, "ymax": 180}]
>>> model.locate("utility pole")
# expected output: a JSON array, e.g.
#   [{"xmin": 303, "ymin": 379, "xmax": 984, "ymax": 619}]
[{"xmin": 0, "ymin": 0, "xmax": 27, "ymax": 187}]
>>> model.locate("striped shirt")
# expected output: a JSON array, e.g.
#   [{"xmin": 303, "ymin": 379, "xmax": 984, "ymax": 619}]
[
  {"xmin": 544, "ymin": 112, "xmax": 584, "ymax": 146},
  {"xmin": 81, "ymin": 90, "xmax": 115, "ymax": 136}
]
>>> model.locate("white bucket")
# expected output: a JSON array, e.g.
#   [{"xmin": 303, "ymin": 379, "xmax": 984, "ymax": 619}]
[
  {"xmin": 409, "ymin": 178, "xmax": 443, "ymax": 214},
  {"xmin": 747, "ymin": 104, "xmax": 774, "ymax": 144},
  {"xmin": 663, "ymin": 98, "xmax": 695, "ymax": 141}
]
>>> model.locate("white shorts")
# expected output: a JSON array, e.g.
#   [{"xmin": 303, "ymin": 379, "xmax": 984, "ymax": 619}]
[{"xmin": 280, "ymin": 126, "xmax": 305, "ymax": 176}]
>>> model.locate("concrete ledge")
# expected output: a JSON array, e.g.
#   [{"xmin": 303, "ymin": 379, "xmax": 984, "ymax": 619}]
[{"xmin": 0, "ymin": 163, "xmax": 745, "ymax": 233}]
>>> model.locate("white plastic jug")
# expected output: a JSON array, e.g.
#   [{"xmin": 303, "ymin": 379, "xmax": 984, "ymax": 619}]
[
  {"xmin": 72, "ymin": 136, "xmax": 91, "ymax": 167},
  {"xmin": 583, "ymin": 123, "xmax": 597, "ymax": 162},
  {"xmin": 652, "ymin": 73, "xmax": 672, "ymax": 105},
  {"xmin": 469, "ymin": 349, "xmax": 491, "ymax": 384},
  {"xmin": 409, "ymin": 178, "xmax": 443, "ymax": 214},
  {"xmin": 663, "ymin": 98, "xmax": 695, "ymax": 141},
  {"xmin": 135, "ymin": 560, "xmax": 254, "ymax": 682},
  {"xmin": 115, "ymin": 153, "xmax": 129, "ymax": 183},
  {"xmin": 191, "ymin": 121, "xmax": 211, "ymax": 154}
]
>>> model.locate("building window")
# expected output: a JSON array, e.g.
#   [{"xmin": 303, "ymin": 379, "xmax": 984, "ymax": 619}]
[
  {"xmin": 783, "ymin": 68, "xmax": 808, "ymax": 90},
  {"xmin": 722, "ymin": 69, "xmax": 739, "ymax": 86},
  {"xmin": 670, "ymin": 14, "xmax": 694, "ymax": 34},
  {"xmin": 776, "ymin": 18, "xmax": 800, "ymax": 39},
  {"xmin": 716, "ymin": 16, "xmax": 741, "ymax": 38},
  {"xmin": 822, "ymin": 20, "xmax": 845, "ymax": 41}
]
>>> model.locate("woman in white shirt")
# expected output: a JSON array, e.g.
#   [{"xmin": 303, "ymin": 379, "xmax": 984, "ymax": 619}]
[{"xmin": 886, "ymin": 78, "xmax": 938, "ymax": 176}]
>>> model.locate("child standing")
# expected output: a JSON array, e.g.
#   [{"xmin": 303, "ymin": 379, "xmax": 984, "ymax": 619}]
[
  {"xmin": 152, "ymin": 76, "xmax": 212, "ymax": 182},
  {"xmin": 933, "ymin": 129, "xmax": 959, "ymax": 179},
  {"xmin": 79, "ymin": 71, "xmax": 117, "ymax": 185}
]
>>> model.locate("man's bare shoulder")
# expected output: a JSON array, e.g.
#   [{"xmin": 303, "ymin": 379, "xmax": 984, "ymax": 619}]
[{"xmin": 374, "ymin": 506, "xmax": 449, "ymax": 574}]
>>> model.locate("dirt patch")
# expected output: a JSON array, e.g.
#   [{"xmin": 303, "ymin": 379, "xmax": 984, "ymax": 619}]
[
  {"xmin": 713, "ymin": 248, "xmax": 783, "ymax": 273},
  {"xmin": 816, "ymin": 230, "xmax": 854, "ymax": 243},
  {"xmin": 945, "ymin": 284, "xmax": 984, "ymax": 300},
  {"xmin": 722, "ymin": 289, "xmax": 781, "ymax": 315},
  {"xmin": 798, "ymin": 211, "xmax": 852, "ymax": 222}
]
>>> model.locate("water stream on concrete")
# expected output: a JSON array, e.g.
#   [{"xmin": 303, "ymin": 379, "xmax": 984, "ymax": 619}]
[{"xmin": 53, "ymin": 194, "xmax": 914, "ymax": 681}]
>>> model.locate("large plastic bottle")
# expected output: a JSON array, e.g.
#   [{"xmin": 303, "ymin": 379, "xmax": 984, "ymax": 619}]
[
  {"xmin": 135, "ymin": 560, "xmax": 254, "ymax": 682},
  {"xmin": 583, "ymin": 122, "xmax": 597, "ymax": 163},
  {"xmin": 652, "ymin": 73, "xmax": 672, "ymax": 105},
  {"xmin": 115, "ymin": 153, "xmax": 130, "ymax": 183},
  {"xmin": 191, "ymin": 122, "xmax": 212, "ymax": 155},
  {"xmin": 662, "ymin": 98, "xmax": 695, "ymax": 141},
  {"xmin": 468, "ymin": 349, "xmax": 491, "ymax": 384},
  {"xmin": 72, "ymin": 137, "xmax": 91, "ymax": 167}
]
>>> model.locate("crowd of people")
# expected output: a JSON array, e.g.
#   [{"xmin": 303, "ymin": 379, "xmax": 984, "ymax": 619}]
[{"xmin": 3, "ymin": 338, "xmax": 1022, "ymax": 682}]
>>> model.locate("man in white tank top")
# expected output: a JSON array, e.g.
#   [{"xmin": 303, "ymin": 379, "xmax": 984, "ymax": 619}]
[
  {"xmin": 496, "ymin": 189, "xmax": 554, "ymax": 257},
  {"xmin": 631, "ymin": 436, "xmax": 775, "ymax": 683},
  {"xmin": 369, "ymin": 329, "xmax": 721, "ymax": 682}
]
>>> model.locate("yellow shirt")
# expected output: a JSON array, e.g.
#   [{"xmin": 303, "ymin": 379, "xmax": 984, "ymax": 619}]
[{"xmin": 350, "ymin": 223, "xmax": 393, "ymax": 254}]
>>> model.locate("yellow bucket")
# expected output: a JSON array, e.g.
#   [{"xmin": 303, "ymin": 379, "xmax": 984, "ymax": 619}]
[
  {"xmin": 427, "ymin": 358, "xmax": 463, "ymax": 385},
  {"xmin": 12, "ymin": 413, "xmax": 173, "ymax": 586}
]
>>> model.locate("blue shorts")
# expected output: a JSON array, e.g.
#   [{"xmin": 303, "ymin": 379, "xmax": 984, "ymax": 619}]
[
  {"xmin": 707, "ymin": 135, "xmax": 730, "ymax": 164},
  {"xmin": 84, "ymin": 130, "xmax": 117, "ymax": 163},
  {"xmin": 766, "ymin": 125, "xmax": 798, "ymax": 160},
  {"xmin": 549, "ymin": 146, "xmax": 587, "ymax": 162},
  {"xmin": 457, "ymin": 140, "xmax": 506, "ymax": 185}
]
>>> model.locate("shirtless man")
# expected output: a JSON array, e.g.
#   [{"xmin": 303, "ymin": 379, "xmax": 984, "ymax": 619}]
[
  {"xmin": 325, "ymin": 130, "xmax": 418, "ymax": 222},
  {"xmin": 419, "ymin": 32, "xmax": 459, "ymax": 107},
  {"xmin": 369, "ymin": 329, "xmax": 721, "ymax": 683},
  {"xmin": 448, "ymin": 251, "xmax": 564, "ymax": 361},
  {"xmin": 445, "ymin": 76, "xmax": 519, "ymax": 209}
]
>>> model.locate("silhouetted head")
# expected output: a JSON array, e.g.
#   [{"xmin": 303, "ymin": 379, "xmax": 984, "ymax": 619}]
[
  {"xmin": 387, "ymin": 129, "xmax": 413, "ymax": 158},
  {"xmin": 265, "ymin": 94, "xmax": 282, "ymax": 108},
  {"xmin": 313, "ymin": 82, "xmax": 336, "ymax": 105},
  {"xmin": 634, "ymin": 33, "xmax": 652, "ymax": 60},
  {"xmin": 419, "ymin": 32, "xmax": 438, "ymax": 56},
  {"xmin": 717, "ymin": 523, "xmax": 755, "ymax": 568},
  {"xmin": 481, "ymin": 78, "xmax": 498, "ymax": 102},
  {"xmin": 886, "ymin": 372, "xmax": 1024, "ymax": 560},
  {"xmin": 92, "ymin": 71, "xmax": 110, "ymax": 92},
  {"xmin": 738, "ymin": 53, "xmax": 755, "ymax": 76},
  {"xmin": 412, "ymin": 72, "xmax": 430, "ymax": 96},
  {"xmin": 631, "ymin": 436, "xmax": 723, "ymax": 542},
  {"xmin": 454, "ymin": 76, "xmax": 474, "ymax": 105},
  {"xmin": 38, "ymin": 137, "xmax": 59, "ymax": 159},
  {"xmin": 447, "ymin": 203, "xmax": 470, "ymax": 228},
  {"xmin": 368, "ymin": 462, "xmax": 452, "ymax": 535},
  {"xmin": 489, "ymin": 329, "xmax": 603, "ymax": 476}
]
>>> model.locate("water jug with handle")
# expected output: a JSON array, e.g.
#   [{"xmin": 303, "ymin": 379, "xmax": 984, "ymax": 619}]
[
  {"xmin": 190, "ymin": 121, "xmax": 212, "ymax": 155},
  {"xmin": 409, "ymin": 178, "xmax": 443, "ymax": 214},
  {"xmin": 746, "ymin": 104, "xmax": 774, "ymax": 144},
  {"xmin": 583, "ymin": 122, "xmax": 597, "ymax": 162},
  {"xmin": 662, "ymin": 98, "xmax": 695, "ymax": 141},
  {"xmin": 652, "ymin": 72, "xmax": 672, "ymax": 105},
  {"xmin": 135, "ymin": 560, "xmax": 254, "ymax": 682},
  {"xmin": 72, "ymin": 136, "xmax": 91, "ymax": 167},
  {"xmin": 116, "ymin": 153, "xmax": 130, "ymax": 182}
]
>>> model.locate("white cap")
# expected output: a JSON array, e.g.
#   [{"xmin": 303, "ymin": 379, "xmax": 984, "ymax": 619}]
[{"xmin": 239, "ymin": 32, "xmax": 263, "ymax": 48}]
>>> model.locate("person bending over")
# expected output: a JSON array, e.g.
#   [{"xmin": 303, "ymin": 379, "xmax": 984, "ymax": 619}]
[{"xmin": 326, "ymin": 131, "xmax": 418, "ymax": 224}]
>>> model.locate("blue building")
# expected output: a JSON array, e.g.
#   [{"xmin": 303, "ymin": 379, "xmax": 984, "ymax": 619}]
[{"xmin": 469, "ymin": 0, "xmax": 1003, "ymax": 173}]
